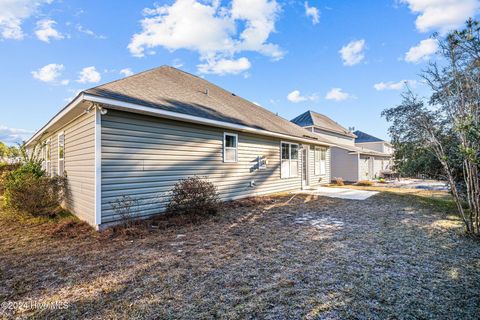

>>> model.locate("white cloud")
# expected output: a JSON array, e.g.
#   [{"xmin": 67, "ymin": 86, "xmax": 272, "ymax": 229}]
[
  {"xmin": 128, "ymin": 0, "xmax": 283, "ymax": 75},
  {"xmin": 374, "ymin": 80, "xmax": 417, "ymax": 91},
  {"xmin": 325, "ymin": 88, "xmax": 351, "ymax": 101},
  {"xmin": 339, "ymin": 39, "xmax": 366, "ymax": 66},
  {"xmin": 77, "ymin": 66, "xmax": 101, "ymax": 83},
  {"xmin": 401, "ymin": 0, "xmax": 480, "ymax": 33},
  {"xmin": 76, "ymin": 24, "xmax": 106, "ymax": 39},
  {"xmin": 304, "ymin": 2, "xmax": 320, "ymax": 25},
  {"xmin": 197, "ymin": 57, "xmax": 251, "ymax": 75},
  {"xmin": 31, "ymin": 63, "xmax": 68, "ymax": 85},
  {"xmin": 172, "ymin": 58, "xmax": 184, "ymax": 68},
  {"xmin": 0, "ymin": 124, "xmax": 34, "ymax": 144},
  {"xmin": 0, "ymin": 0, "xmax": 53, "ymax": 40},
  {"xmin": 405, "ymin": 38, "xmax": 438, "ymax": 63},
  {"xmin": 287, "ymin": 90, "xmax": 318, "ymax": 103},
  {"xmin": 119, "ymin": 68, "xmax": 134, "ymax": 77},
  {"xmin": 35, "ymin": 19, "xmax": 63, "ymax": 42}
]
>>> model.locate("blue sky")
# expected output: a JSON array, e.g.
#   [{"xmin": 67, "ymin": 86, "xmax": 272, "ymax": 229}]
[{"xmin": 1, "ymin": 0, "xmax": 479, "ymax": 144}]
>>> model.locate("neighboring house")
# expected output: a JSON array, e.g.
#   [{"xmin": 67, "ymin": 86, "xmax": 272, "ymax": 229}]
[
  {"xmin": 291, "ymin": 110, "xmax": 392, "ymax": 182},
  {"xmin": 353, "ymin": 130, "xmax": 394, "ymax": 155},
  {"xmin": 26, "ymin": 66, "xmax": 333, "ymax": 229}
]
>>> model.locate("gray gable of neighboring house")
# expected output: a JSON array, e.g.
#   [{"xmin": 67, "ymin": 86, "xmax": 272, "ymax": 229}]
[{"xmin": 291, "ymin": 110, "xmax": 356, "ymax": 138}]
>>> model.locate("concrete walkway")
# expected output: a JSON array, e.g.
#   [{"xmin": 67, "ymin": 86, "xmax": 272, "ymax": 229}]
[{"xmin": 293, "ymin": 186, "xmax": 378, "ymax": 200}]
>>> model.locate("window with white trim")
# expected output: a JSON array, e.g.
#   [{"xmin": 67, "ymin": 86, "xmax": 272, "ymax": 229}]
[
  {"xmin": 281, "ymin": 142, "xmax": 299, "ymax": 178},
  {"xmin": 314, "ymin": 147, "xmax": 327, "ymax": 175},
  {"xmin": 58, "ymin": 133, "xmax": 65, "ymax": 175},
  {"xmin": 223, "ymin": 133, "xmax": 238, "ymax": 162},
  {"xmin": 43, "ymin": 139, "xmax": 51, "ymax": 176}
]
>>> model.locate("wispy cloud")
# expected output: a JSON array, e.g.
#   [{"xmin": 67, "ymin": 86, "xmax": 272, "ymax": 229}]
[
  {"xmin": 287, "ymin": 90, "xmax": 318, "ymax": 103},
  {"xmin": 0, "ymin": 125, "xmax": 34, "ymax": 144},
  {"xmin": 35, "ymin": 19, "xmax": 63, "ymax": 42},
  {"xmin": 374, "ymin": 79, "xmax": 417, "ymax": 91},
  {"xmin": 304, "ymin": 2, "xmax": 320, "ymax": 25},
  {"xmin": 197, "ymin": 57, "xmax": 251, "ymax": 75},
  {"xmin": 76, "ymin": 24, "xmax": 106, "ymax": 39},
  {"xmin": 77, "ymin": 66, "xmax": 101, "ymax": 83},
  {"xmin": 339, "ymin": 39, "xmax": 366, "ymax": 66},
  {"xmin": 405, "ymin": 38, "xmax": 438, "ymax": 63},
  {"xmin": 119, "ymin": 68, "xmax": 134, "ymax": 77},
  {"xmin": 325, "ymin": 88, "xmax": 352, "ymax": 101},
  {"xmin": 32, "ymin": 64, "xmax": 69, "ymax": 85}
]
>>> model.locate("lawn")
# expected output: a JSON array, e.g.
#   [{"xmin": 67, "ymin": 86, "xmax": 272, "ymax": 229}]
[{"xmin": 1, "ymin": 189, "xmax": 479, "ymax": 319}]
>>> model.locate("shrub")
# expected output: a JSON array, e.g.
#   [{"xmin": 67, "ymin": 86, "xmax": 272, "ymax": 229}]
[
  {"xmin": 3, "ymin": 162, "xmax": 67, "ymax": 216},
  {"xmin": 0, "ymin": 163, "xmax": 21, "ymax": 194},
  {"xmin": 166, "ymin": 176, "xmax": 219, "ymax": 218},
  {"xmin": 333, "ymin": 177, "xmax": 345, "ymax": 186},
  {"xmin": 356, "ymin": 180, "xmax": 373, "ymax": 186},
  {"xmin": 109, "ymin": 195, "xmax": 139, "ymax": 227}
]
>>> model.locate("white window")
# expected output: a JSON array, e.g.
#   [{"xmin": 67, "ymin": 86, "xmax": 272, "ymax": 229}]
[
  {"xmin": 314, "ymin": 147, "xmax": 327, "ymax": 175},
  {"xmin": 43, "ymin": 139, "xmax": 51, "ymax": 176},
  {"xmin": 224, "ymin": 133, "xmax": 238, "ymax": 162},
  {"xmin": 58, "ymin": 133, "xmax": 65, "ymax": 175},
  {"xmin": 281, "ymin": 142, "xmax": 299, "ymax": 178}
]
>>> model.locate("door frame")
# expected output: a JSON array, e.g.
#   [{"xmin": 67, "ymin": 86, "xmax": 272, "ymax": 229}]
[{"xmin": 302, "ymin": 146, "xmax": 309, "ymax": 189}]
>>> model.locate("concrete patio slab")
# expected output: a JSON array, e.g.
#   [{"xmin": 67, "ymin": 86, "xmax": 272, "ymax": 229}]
[{"xmin": 293, "ymin": 186, "xmax": 378, "ymax": 200}]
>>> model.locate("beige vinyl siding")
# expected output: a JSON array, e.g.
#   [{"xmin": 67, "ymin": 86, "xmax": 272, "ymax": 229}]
[
  {"xmin": 101, "ymin": 110, "xmax": 325, "ymax": 223},
  {"xmin": 308, "ymin": 146, "xmax": 331, "ymax": 186},
  {"xmin": 355, "ymin": 142, "xmax": 383, "ymax": 153},
  {"xmin": 330, "ymin": 147, "xmax": 359, "ymax": 182},
  {"xmin": 40, "ymin": 112, "xmax": 96, "ymax": 225}
]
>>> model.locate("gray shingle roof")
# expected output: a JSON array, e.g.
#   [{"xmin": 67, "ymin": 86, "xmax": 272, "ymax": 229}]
[
  {"xmin": 353, "ymin": 130, "xmax": 383, "ymax": 143},
  {"xmin": 84, "ymin": 66, "xmax": 326, "ymax": 143},
  {"xmin": 291, "ymin": 110, "xmax": 356, "ymax": 138}
]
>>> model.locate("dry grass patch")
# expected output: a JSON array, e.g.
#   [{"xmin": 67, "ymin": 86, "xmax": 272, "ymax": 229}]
[{"xmin": 0, "ymin": 192, "xmax": 479, "ymax": 319}]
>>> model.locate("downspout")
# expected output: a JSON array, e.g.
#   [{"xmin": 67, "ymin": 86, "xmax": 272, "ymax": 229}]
[{"xmin": 94, "ymin": 105, "xmax": 103, "ymax": 229}]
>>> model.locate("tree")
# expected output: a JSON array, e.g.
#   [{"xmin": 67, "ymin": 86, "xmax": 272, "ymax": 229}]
[
  {"xmin": 383, "ymin": 19, "xmax": 480, "ymax": 235},
  {"xmin": 0, "ymin": 141, "xmax": 8, "ymax": 159}
]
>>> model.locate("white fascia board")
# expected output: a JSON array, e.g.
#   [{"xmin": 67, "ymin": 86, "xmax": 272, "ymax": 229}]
[
  {"xmin": 25, "ymin": 93, "xmax": 85, "ymax": 146},
  {"xmin": 83, "ymin": 94, "xmax": 334, "ymax": 147}
]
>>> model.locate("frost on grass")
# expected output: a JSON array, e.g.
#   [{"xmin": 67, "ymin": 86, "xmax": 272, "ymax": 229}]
[{"xmin": 294, "ymin": 213, "xmax": 345, "ymax": 230}]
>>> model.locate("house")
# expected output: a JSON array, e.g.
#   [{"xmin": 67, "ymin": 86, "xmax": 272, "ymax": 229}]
[
  {"xmin": 353, "ymin": 130, "xmax": 394, "ymax": 155},
  {"xmin": 291, "ymin": 110, "xmax": 392, "ymax": 182},
  {"xmin": 26, "ymin": 66, "xmax": 333, "ymax": 229}
]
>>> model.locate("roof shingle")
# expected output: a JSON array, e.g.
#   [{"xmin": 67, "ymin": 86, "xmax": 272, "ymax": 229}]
[{"xmin": 85, "ymin": 66, "xmax": 326, "ymax": 143}]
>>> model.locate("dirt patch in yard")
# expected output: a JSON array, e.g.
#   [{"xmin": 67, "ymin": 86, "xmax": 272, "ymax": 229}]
[{"xmin": 0, "ymin": 192, "xmax": 479, "ymax": 319}]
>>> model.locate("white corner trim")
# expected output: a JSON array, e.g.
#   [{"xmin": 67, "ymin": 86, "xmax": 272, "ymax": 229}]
[
  {"xmin": 94, "ymin": 107, "xmax": 102, "ymax": 226},
  {"xmin": 83, "ymin": 94, "xmax": 333, "ymax": 147}
]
